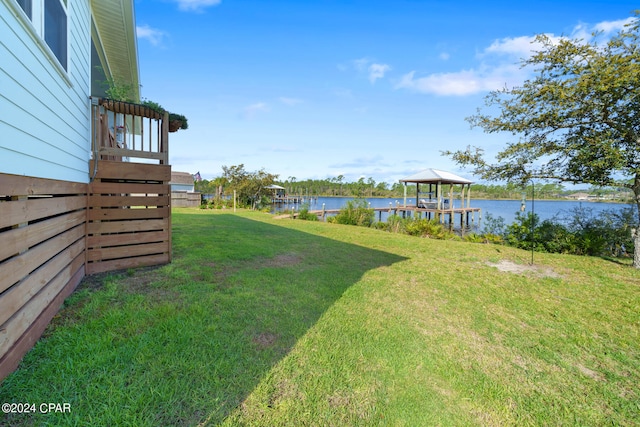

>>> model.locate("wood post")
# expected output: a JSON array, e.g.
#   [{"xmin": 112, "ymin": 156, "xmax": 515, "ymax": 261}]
[{"xmin": 161, "ymin": 112, "xmax": 169, "ymax": 164}]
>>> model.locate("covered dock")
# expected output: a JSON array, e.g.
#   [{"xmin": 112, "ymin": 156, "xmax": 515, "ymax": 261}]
[
  {"xmin": 266, "ymin": 184, "xmax": 305, "ymax": 204},
  {"xmin": 399, "ymin": 168, "xmax": 481, "ymax": 229}
]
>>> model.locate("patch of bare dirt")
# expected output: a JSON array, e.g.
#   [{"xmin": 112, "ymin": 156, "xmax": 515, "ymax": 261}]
[
  {"xmin": 261, "ymin": 253, "xmax": 302, "ymax": 268},
  {"xmin": 487, "ymin": 260, "xmax": 561, "ymax": 278},
  {"xmin": 48, "ymin": 266, "xmax": 176, "ymax": 335},
  {"xmin": 252, "ymin": 332, "xmax": 279, "ymax": 349},
  {"xmin": 576, "ymin": 363, "xmax": 605, "ymax": 382},
  {"xmin": 328, "ymin": 392, "xmax": 351, "ymax": 408},
  {"xmin": 246, "ymin": 253, "xmax": 302, "ymax": 270},
  {"xmin": 272, "ymin": 214, "xmax": 292, "ymax": 220}
]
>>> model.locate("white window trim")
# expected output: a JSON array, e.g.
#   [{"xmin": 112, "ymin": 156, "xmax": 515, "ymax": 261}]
[{"xmin": 5, "ymin": 0, "xmax": 72, "ymax": 87}]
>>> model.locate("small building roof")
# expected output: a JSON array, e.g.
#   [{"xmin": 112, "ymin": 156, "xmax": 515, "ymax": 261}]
[
  {"xmin": 170, "ymin": 171, "xmax": 195, "ymax": 185},
  {"xmin": 400, "ymin": 168, "xmax": 473, "ymax": 185},
  {"xmin": 265, "ymin": 184, "xmax": 286, "ymax": 190}
]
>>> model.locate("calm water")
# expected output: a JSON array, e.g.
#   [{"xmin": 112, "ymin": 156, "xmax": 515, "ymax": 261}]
[{"xmin": 273, "ymin": 196, "xmax": 634, "ymax": 229}]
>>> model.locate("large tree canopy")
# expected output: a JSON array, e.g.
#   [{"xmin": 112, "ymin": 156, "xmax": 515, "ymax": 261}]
[
  {"xmin": 222, "ymin": 164, "xmax": 278, "ymax": 209},
  {"xmin": 446, "ymin": 16, "xmax": 640, "ymax": 266}
]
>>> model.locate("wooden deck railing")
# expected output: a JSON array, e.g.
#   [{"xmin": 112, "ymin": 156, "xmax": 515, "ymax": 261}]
[{"xmin": 90, "ymin": 98, "xmax": 169, "ymax": 165}]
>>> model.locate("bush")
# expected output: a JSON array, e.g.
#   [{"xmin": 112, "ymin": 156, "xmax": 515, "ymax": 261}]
[
  {"xmin": 403, "ymin": 217, "xmax": 456, "ymax": 239},
  {"xmin": 384, "ymin": 214, "xmax": 405, "ymax": 233},
  {"xmin": 463, "ymin": 233, "xmax": 485, "ymax": 243},
  {"xmin": 562, "ymin": 206, "xmax": 635, "ymax": 257},
  {"xmin": 481, "ymin": 233, "xmax": 504, "ymax": 244},
  {"xmin": 329, "ymin": 199, "xmax": 374, "ymax": 227},
  {"xmin": 376, "ymin": 214, "xmax": 459, "ymax": 240},
  {"xmin": 204, "ymin": 198, "xmax": 233, "ymax": 209},
  {"xmin": 297, "ymin": 206, "xmax": 319, "ymax": 221},
  {"xmin": 485, "ymin": 205, "xmax": 637, "ymax": 259},
  {"xmin": 536, "ymin": 220, "xmax": 577, "ymax": 254},
  {"xmin": 482, "ymin": 213, "xmax": 507, "ymax": 237}
]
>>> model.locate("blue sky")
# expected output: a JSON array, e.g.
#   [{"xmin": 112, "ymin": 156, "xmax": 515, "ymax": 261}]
[{"xmin": 134, "ymin": 0, "xmax": 638, "ymax": 185}]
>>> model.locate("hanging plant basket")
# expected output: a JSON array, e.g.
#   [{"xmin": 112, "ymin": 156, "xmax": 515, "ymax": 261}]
[
  {"xmin": 169, "ymin": 120, "xmax": 183, "ymax": 132},
  {"xmin": 168, "ymin": 113, "xmax": 188, "ymax": 132}
]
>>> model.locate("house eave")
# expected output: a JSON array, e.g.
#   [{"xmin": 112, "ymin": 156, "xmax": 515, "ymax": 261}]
[{"xmin": 90, "ymin": 0, "xmax": 140, "ymax": 101}]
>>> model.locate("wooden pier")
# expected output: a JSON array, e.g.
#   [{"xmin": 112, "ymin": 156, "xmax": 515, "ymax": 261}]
[
  {"xmin": 271, "ymin": 195, "xmax": 316, "ymax": 204},
  {"xmin": 299, "ymin": 205, "xmax": 482, "ymax": 228},
  {"xmin": 278, "ymin": 169, "xmax": 483, "ymax": 230}
]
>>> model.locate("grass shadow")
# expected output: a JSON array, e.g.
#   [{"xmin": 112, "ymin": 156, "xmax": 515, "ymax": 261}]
[
  {"xmin": 598, "ymin": 254, "xmax": 634, "ymax": 266},
  {"xmin": 0, "ymin": 212, "xmax": 407, "ymax": 426}
]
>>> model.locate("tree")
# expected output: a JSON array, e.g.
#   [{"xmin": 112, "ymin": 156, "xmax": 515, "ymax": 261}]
[
  {"xmin": 376, "ymin": 181, "xmax": 390, "ymax": 195},
  {"xmin": 446, "ymin": 16, "xmax": 640, "ymax": 267},
  {"xmin": 222, "ymin": 164, "xmax": 278, "ymax": 209},
  {"xmin": 336, "ymin": 175, "xmax": 344, "ymax": 196}
]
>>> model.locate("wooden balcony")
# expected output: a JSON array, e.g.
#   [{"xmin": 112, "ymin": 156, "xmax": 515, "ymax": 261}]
[{"xmin": 90, "ymin": 97, "xmax": 169, "ymax": 164}]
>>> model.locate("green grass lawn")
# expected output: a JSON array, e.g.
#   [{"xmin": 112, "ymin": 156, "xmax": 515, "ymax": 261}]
[{"xmin": 1, "ymin": 209, "xmax": 639, "ymax": 426}]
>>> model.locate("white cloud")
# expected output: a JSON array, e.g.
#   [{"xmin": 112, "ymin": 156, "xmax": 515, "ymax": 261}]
[
  {"xmin": 353, "ymin": 57, "xmax": 370, "ymax": 71},
  {"xmin": 569, "ymin": 17, "xmax": 636, "ymax": 42},
  {"xmin": 172, "ymin": 0, "xmax": 221, "ymax": 12},
  {"xmin": 483, "ymin": 35, "xmax": 541, "ymax": 56},
  {"xmin": 570, "ymin": 24, "xmax": 592, "ymax": 42},
  {"xmin": 136, "ymin": 25, "xmax": 166, "ymax": 46},
  {"xmin": 396, "ymin": 62, "xmax": 525, "ymax": 96},
  {"xmin": 439, "ymin": 52, "xmax": 450, "ymax": 61},
  {"xmin": 350, "ymin": 58, "xmax": 392, "ymax": 84},
  {"xmin": 592, "ymin": 17, "xmax": 636, "ymax": 35},
  {"xmin": 279, "ymin": 97, "xmax": 303, "ymax": 106},
  {"xmin": 396, "ymin": 17, "xmax": 636, "ymax": 97},
  {"xmin": 368, "ymin": 63, "xmax": 391, "ymax": 84},
  {"xmin": 396, "ymin": 70, "xmax": 478, "ymax": 96},
  {"xmin": 242, "ymin": 102, "xmax": 270, "ymax": 119}
]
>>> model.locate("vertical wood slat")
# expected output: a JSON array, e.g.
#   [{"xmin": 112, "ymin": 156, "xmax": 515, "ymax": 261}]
[
  {"xmin": 161, "ymin": 111, "xmax": 169, "ymax": 164},
  {"xmin": 92, "ymin": 98, "xmax": 168, "ymax": 163}
]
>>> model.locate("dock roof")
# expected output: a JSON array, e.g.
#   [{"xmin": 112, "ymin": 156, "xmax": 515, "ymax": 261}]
[{"xmin": 399, "ymin": 169, "xmax": 473, "ymax": 185}]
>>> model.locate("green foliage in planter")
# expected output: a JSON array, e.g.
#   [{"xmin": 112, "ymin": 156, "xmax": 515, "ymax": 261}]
[
  {"xmin": 141, "ymin": 99, "xmax": 165, "ymax": 113},
  {"xmin": 105, "ymin": 79, "xmax": 136, "ymax": 102},
  {"xmin": 97, "ymin": 68, "xmax": 136, "ymax": 102},
  {"xmin": 169, "ymin": 113, "xmax": 188, "ymax": 130},
  {"xmin": 140, "ymin": 99, "xmax": 189, "ymax": 130}
]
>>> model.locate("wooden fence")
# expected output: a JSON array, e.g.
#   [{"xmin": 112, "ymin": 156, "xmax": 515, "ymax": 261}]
[
  {"xmin": 87, "ymin": 98, "xmax": 172, "ymax": 274},
  {"xmin": 87, "ymin": 160, "xmax": 172, "ymax": 274},
  {"xmin": 0, "ymin": 175, "xmax": 87, "ymax": 379},
  {"xmin": 172, "ymin": 191, "xmax": 201, "ymax": 208},
  {"xmin": 0, "ymin": 98, "xmax": 173, "ymax": 380}
]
